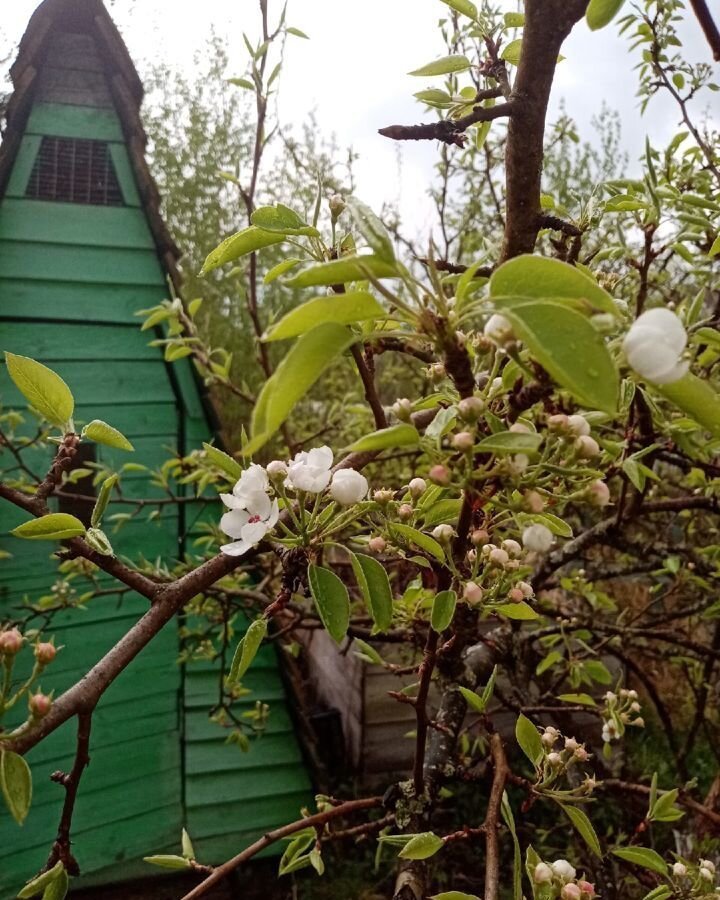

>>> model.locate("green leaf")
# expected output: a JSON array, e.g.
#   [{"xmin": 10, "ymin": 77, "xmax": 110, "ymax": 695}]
[
  {"xmin": 264, "ymin": 258, "xmax": 302, "ymax": 284},
  {"xmin": 4, "ymin": 353, "xmax": 74, "ymax": 428},
  {"xmin": 390, "ymin": 524, "xmax": 445, "ymax": 562},
  {"xmin": 561, "ymin": 804, "xmax": 602, "ymax": 857},
  {"xmin": 251, "ymin": 203, "xmax": 319, "ymax": 237},
  {"xmin": 181, "ymin": 828, "xmax": 195, "ymax": 860},
  {"xmin": 476, "ymin": 431, "xmax": 543, "ymax": 455},
  {"xmin": 82, "ymin": 420, "xmax": 134, "ymax": 452},
  {"xmin": 398, "ymin": 832, "xmax": 444, "ymax": 860},
  {"xmin": 421, "ymin": 499, "xmax": 462, "ymax": 529},
  {"xmin": 656, "ymin": 373, "xmax": 720, "ymax": 437},
  {"xmin": 203, "ymin": 443, "xmax": 243, "ymax": 481},
  {"xmin": 586, "ymin": 0, "xmax": 626, "ymax": 29},
  {"xmin": 346, "ymin": 198, "xmax": 395, "ymax": 263},
  {"xmin": 496, "ymin": 601, "xmax": 539, "ymax": 620},
  {"xmin": 200, "ymin": 226, "xmax": 285, "ymax": 275},
  {"xmin": 501, "ymin": 39, "xmax": 522, "ymax": 66},
  {"xmin": 459, "ymin": 686, "xmax": 488, "ymax": 713},
  {"xmin": 41, "ymin": 869, "xmax": 68, "ymax": 900},
  {"xmin": 612, "ymin": 847, "xmax": 667, "ymax": 876},
  {"xmin": 583, "ymin": 659, "xmax": 612, "ymax": 684},
  {"xmin": 0, "ymin": 750, "xmax": 32, "ymax": 825},
  {"xmin": 227, "ymin": 77, "xmax": 255, "ymax": 90},
  {"xmin": 248, "ymin": 323, "xmax": 357, "ymax": 454},
  {"xmin": 490, "ymin": 255, "xmax": 619, "ymax": 317},
  {"xmin": 264, "ymin": 291, "xmax": 385, "ymax": 341},
  {"xmin": 503, "ymin": 301, "xmax": 619, "ymax": 413},
  {"xmin": 650, "ymin": 789, "xmax": 684, "ymax": 822},
  {"xmin": 431, "ymin": 590, "xmax": 457, "ymax": 632},
  {"xmin": 536, "ymin": 650, "xmax": 564, "ymax": 675},
  {"xmin": 515, "ymin": 714, "xmax": 542, "ymax": 766},
  {"xmin": 517, "ymin": 512, "xmax": 573, "ymax": 538},
  {"xmin": 709, "ymin": 234, "xmax": 720, "ymax": 258},
  {"xmin": 91, "ymin": 475, "xmax": 118, "ymax": 529},
  {"xmin": 12, "ymin": 513, "xmax": 86, "ymax": 542},
  {"xmin": 557, "ymin": 693, "xmax": 597, "ymax": 706},
  {"xmin": 228, "ymin": 618, "xmax": 268, "ymax": 684},
  {"xmin": 283, "ymin": 255, "xmax": 398, "ymax": 288},
  {"xmin": 286, "ymin": 26, "xmax": 309, "ymax": 38},
  {"xmin": 143, "ymin": 855, "xmax": 192, "ymax": 870},
  {"xmin": 349, "ymin": 552, "xmax": 393, "ymax": 632},
  {"xmin": 17, "ymin": 861, "xmax": 65, "ymax": 899},
  {"xmin": 641, "ymin": 887, "xmax": 672, "ymax": 900},
  {"xmin": 353, "ymin": 638, "xmax": 384, "ymax": 665},
  {"xmin": 504, "ymin": 12, "xmax": 525, "ymax": 27},
  {"xmin": 439, "ymin": 0, "xmax": 478, "ymax": 19},
  {"xmin": 408, "ymin": 55, "xmax": 471, "ymax": 77},
  {"xmin": 431, "ymin": 894, "xmax": 480, "ymax": 900},
  {"xmin": 501, "ymin": 792, "xmax": 523, "ymax": 900},
  {"xmin": 308, "ymin": 564, "xmax": 350, "ymax": 644},
  {"xmin": 348, "ymin": 423, "xmax": 419, "ymax": 452}
]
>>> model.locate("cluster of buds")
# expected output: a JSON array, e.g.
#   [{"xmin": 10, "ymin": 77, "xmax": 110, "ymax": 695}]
[
  {"xmin": 533, "ymin": 858, "xmax": 596, "ymax": 899},
  {"xmin": 601, "ymin": 688, "xmax": 643, "ymax": 745},
  {"xmin": 671, "ymin": 858, "xmax": 719, "ymax": 896},
  {"xmin": 538, "ymin": 726, "xmax": 593, "ymax": 789}
]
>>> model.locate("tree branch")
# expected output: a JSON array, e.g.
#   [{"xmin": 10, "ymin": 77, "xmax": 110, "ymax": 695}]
[
  {"xmin": 379, "ymin": 102, "xmax": 514, "ymax": 148},
  {"xmin": 688, "ymin": 0, "xmax": 720, "ymax": 60}
]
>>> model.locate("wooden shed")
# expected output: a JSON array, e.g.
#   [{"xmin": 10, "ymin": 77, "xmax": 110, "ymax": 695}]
[{"xmin": 0, "ymin": 0, "xmax": 310, "ymax": 892}]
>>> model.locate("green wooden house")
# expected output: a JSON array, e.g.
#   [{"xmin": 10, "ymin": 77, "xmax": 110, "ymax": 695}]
[{"xmin": 0, "ymin": 0, "xmax": 311, "ymax": 892}]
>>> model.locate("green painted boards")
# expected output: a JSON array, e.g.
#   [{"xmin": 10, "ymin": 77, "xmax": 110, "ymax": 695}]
[{"xmin": 0, "ymin": 1, "xmax": 310, "ymax": 892}]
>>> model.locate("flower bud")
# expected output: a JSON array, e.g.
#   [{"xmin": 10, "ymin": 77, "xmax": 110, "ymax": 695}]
[
  {"xmin": 501, "ymin": 539, "xmax": 522, "ymax": 558},
  {"xmin": 567, "ymin": 414, "xmax": 591, "ymax": 437},
  {"xmin": 0, "ymin": 628, "xmax": 23, "ymax": 656},
  {"xmin": 627, "ymin": 689, "xmax": 638, "ymax": 699},
  {"xmin": 533, "ymin": 862, "xmax": 553, "ymax": 884},
  {"xmin": 578, "ymin": 881, "xmax": 596, "ymax": 897},
  {"xmin": 330, "ymin": 469, "xmax": 369, "ymax": 506},
  {"xmin": 547, "ymin": 413, "xmax": 570, "ymax": 433},
  {"xmin": 630, "ymin": 701, "xmax": 640, "ymax": 713},
  {"xmin": 547, "ymin": 751, "xmax": 562, "ymax": 766},
  {"xmin": 373, "ymin": 489, "xmax": 395, "ymax": 505},
  {"xmin": 574, "ymin": 746, "xmax": 589, "ymax": 762},
  {"xmin": 432, "ymin": 524, "xmax": 455, "ymax": 545},
  {"xmin": 452, "ymin": 431, "xmax": 475, "ymax": 452},
  {"xmin": 484, "ymin": 313, "xmax": 514, "ymax": 346},
  {"xmin": 632, "ymin": 717, "xmax": 645, "ymax": 728},
  {"xmin": 398, "ymin": 503, "xmax": 414, "ymax": 521},
  {"xmin": 392, "ymin": 398, "xmax": 413, "ymax": 422},
  {"xmin": 488, "ymin": 548, "xmax": 509, "ymax": 567},
  {"xmin": 623, "ymin": 307, "xmax": 689, "ymax": 384},
  {"xmin": 699, "ymin": 860, "xmax": 715, "ymax": 875},
  {"xmin": 266, "ymin": 460, "xmax": 288, "ymax": 482},
  {"xmin": 587, "ymin": 479, "xmax": 610, "ymax": 507},
  {"xmin": 429, "ymin": 465, "xmax": 451, "ymax": 486},
  {"xmin": 507, "ymin": 453, "xmax": 529, "ymax": 475},
  {"xmin": 466, "ymin": 549, "xmax": 477, "ymax": 564},
  {"xmin": 35, "ymin": 642, "xmax": 57, "ymax": 665},
  {"xmin": 430, "ymin": 363, "xmax": 446, "ymax": 382},
  {"xmin": 565, "ymin": 737, "xmax": 580, "ymax": 751},
  {"xmin": 408, "ymin": 477, "xmax": 427, "ymax": 498},
  {"xmin": 524, "ymin": 490, "xmax": 545, "ymax": 513},
  {"xmin": 463, "ymin": 581, "xmax": 484, "ymax": 605},
  {"xmin": 561, "ymin": 885, "xmax": 581, "ymax": 900},
  {"xmin": 516, "ymin": 581, "xmax": 534, "ymax": 599},
  {"xmin": 699, "ymin": 866, "xmax": 714, "ymax": 881},
  {"xmin": 575, "ymin": 435, "xmax": 600, "ymax": 459},
  {"xmin": 329, "ymin": 194, "xmax": 346, "ymax": 217},
  {"xmin": 671, "ymin": 862, "xmax": 687, "ymax": 878},
  {"xmin": 508, "ymin": 587, "xmax": 524, "ymax": 603},
  {"xmin": 457, "ymin": 397, "xmax": 485, "ymax": 422},
  {"xmin": 551, "ymin": 860, "xmax": 577, "ymax": 882},
  {"xmin": 471, "ymin": 529, "xmax": 489, "ymax": 546},
  {"xmin": 368, "ymin": 536, "xmax": 386, "ymax": 553},
  {"xmin": 29, "ymin": 693, "xmax": 52, "ymax": 718},
  {"xmin": 522, "ymin": 524, "xmax": 554, "ymax": 554}
]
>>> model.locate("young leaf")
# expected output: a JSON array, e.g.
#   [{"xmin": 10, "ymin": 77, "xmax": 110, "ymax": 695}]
[
  {"xmin": 557, "ymin": 693, "xmax": 597, "ymax": 706},
  {"xmin": 283, "ymin": 255, "xmax": 398, "ymax": 288},
  {"xmin": 0, "ymin": 750, "xmax": 32, "ymax": 825},
  {"xmin": 264, "ymin": 258, "xmax": 302, "ymax": 284},
  {"xmin": 560, "ymin": 804, "xmax": 602, "ymax": 857},
  {"xmin": 408, "ymin": 55, "xmax": 471, "ymax": 77},
  {"xmin": 251, "ymin": 204, "xmax": 319, "ymax": 237},
  {"xmin": 40, "ymin": 869, "xmax": 68, "ymax": 900},
  {"xmin": 352, "ymin": 638, "xmax": 384, "ymax": 665},
  {"xmin": 12, "ymin": 514, "xmax": 86, "ymax": 542},
  {"xmin": 459, "ymin": 686, "xmax": 488, "ymax": 713},
  {"xmin": 431, "ymin": 590, "xmax": 457, "ymax": 632},
  {"xmin": 84, "ymin": 527, "xmax": 114, "ymax": 556},
  {"xmin": 641, "ymin": 887, "xmax": 672, "ymax": 900},
  {"xmin": 346, "ymin": 197, "xmax": 395, "ymax": 263},
  {"xmin": 202, "ymin": 443, "xmax": 243, "ymax": 481},
  {"xmin": 17, "ymin": 861, "xmax": 65, "ymax": 899},
  {"xmin": 82, "ymin": 420, "xmax": 134, "ymax": 452},
  {"xmin": 348, "ymin": 424, "xmax": 420, "ymax": 452},
  {"xmin": 390, "ymin": 524, "xmax": 445, "ymax": 562},
  {"xmin": 308, "ymin": 564, "xmax": 350, "ymax": 644},
  {"xmin": 91, "ymin": 475, "xmax": 119, "ymax": 529},
  {"xmin": 181, "ymin": 828, "xmax": 195, "ymax": 860},
  {"xmin": 612, "ymin": 847, "xmax": 668, "ymax": 876},
  {"xmin": 439, "ymin": 0, "xmax": 478, "ymax": 19},
  {"xmin": 586, "ymin": 0, "xmax": 626, "ymax": 30},
  {"xmin": 350, "ymin": 552, "xmax": 393, "ymax": 632},
  {"xmin": 501, "ymin": 39, "xmax": 522, "ymax": 66},
  {"xmin": 143, "ymin": 855, "xmax": 192, "ymax": 870},
  {"xmin": 501, "ymin": 792, "xmax": 523, "ymax": 900},
  {"xmin": 656, "ymin": 373, "xmax": 720, "ymax": 437},
  {"xmin": 476, "ymin": 431, "xmax": 543, "ymax": 455},
  {"xmin": 264, "ymin": 291, "xmax": 385, "ymax": 341},
  {"xmin": 515, "ymin": 714, "xmax": 543, "ymax": 767},
  {"xmin": 398, "ymin": 832, "xmax": 444, "ymax": 860},
  {"xmin": 4, "ymin": 353, "xmax": 74, "ymax": 428},
  {"xmin": 649, "ymin": 788, "xmax": 684, "ymax": 822},
  {"xmin": 496, "ymin": 602, "xmax": 539, "ymax": 620},
  {"xmin": 200, "ymin": 226, "xmax": 285, "ymax": 275},
  {"xmin": 228, "ymin": 618, "xmax": 268, "ymax": 684}
]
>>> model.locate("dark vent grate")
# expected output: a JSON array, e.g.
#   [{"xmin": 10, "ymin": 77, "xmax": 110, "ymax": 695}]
[{"xmin": 25, "ymin": 136, "xmax": 124, "ymax": 206}]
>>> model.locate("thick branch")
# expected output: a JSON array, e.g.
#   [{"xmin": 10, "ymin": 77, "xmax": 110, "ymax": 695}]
[
  {"xmin": 379, "ymin": 102, "xmax": 514, "ymax": 148},
  {"xmin": 689, "ymin": 0, "xmax": 720, "ymax": 60}
]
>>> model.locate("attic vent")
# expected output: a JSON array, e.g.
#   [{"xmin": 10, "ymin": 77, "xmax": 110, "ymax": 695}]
[{"xmin": 25, "ymin": 136, "xmax": 124, "ymax": 206}]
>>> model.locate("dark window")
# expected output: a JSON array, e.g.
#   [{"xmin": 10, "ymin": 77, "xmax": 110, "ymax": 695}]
[
  {"xmin": 25, "ymin": 136, "xmax": 124, "ymax": 206},
  {"xmin": 57, "ymin": 443, "xmax": 96, "ymax": 528}
]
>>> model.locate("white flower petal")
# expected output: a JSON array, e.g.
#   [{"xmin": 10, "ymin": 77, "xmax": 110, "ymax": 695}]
[
  {"xmin": 306, "ymin": 446, "xmax": 333, "ymax": 470},
  {"xmin": 219, "ymin": 492, "xmax": 242, "ymax": 509},
  {"xmin": 241, "ymin": 521, "xmax": 270, "ymax": 545},
  {"xmin": 330, "ymin": 469, "xmax": 369, "ymax": 505},
  {"xmin": 220, "ymin": 509, "xmax": 251, "ymax": 539},
  {"xmin": 220, "ymin": 539, "xmax": 254, "ymax": 556}
]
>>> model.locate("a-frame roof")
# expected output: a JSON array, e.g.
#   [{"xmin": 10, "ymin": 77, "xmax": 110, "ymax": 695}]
[{"xmin": 0, "ymin": 0, "xmax": 181, "ymax": 287}]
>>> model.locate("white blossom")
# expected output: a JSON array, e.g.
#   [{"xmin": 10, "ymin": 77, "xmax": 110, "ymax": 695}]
[
  {"xmin": 567, "ymin": 414, "xmax": 591, "ymax": 437},
  {"xmin": 408, "ymin": 477, "xmax": 427, "ymax": 497},
  {"xmin": 533, "ymin": 862, "xmax": 553, "ymax": 884},
  {"xmin": 484, "ymin": 313, "xmax": 514, "ymax": 346},
  {"xmin": 522, "ymin": 524, "xmax": 554, "ymax": 553},
  {"xmin": 432, "ymin": 524, "xmax": 455, "ymax": 544},
  {"xmin": 551, "ymin": 859, "xmax": 577, "ymax": 882},
  {"xmin": 220, "ymin": 463, "xmax": 269, "ymax": 510},
  {"xmin": 286, "ymin": 446, "xmax": 334, "ymax": 493},
  {"xmin": 672, "ymin": 862, "xmax": 687, "ymax": 878},
  {"xmin": 329, "ymin": 469, "xmax": 368, "ymax": 505},
  {"xmin": 623, "ymin": 307, "xmax": 689, "ymax": 384},
  {"xmin": 266, "ymin": 460, "xmax": 288, "ymax": 481},
  {"xmin": 220, "ymin": 491, "xmax": 279, "ymax": 557}
]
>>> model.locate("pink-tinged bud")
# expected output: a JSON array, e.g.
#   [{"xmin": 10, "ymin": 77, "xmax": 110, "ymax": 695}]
[
  {"xmin": 430, "ymin": 363, "xmax": 446, "ymax": 382},
  {"xmin": 533, "ymin": 862, "xmax": 553, "ymax": 884},
  {"xmin": 671, "ymin": 862, "xmax": 687, "ymax": 878},
  {"xmin": 471, "ymin": 529, "xmax": 489, "ymax": 546},
  {"xmin": 508, "ymin": 588, "xmax": 524, "ymax": 603},
  {"xmin": 463, "ymin": 581, "xmax": 484, "ymax": 605},
  {"xmin": 466, "ymin": 549, "xmax": 477, "ymax": 564},
  {"xmin": 587, "ymin": 480, "xmax": 610, "ymax": 507},
  {"xmin": 408, "ymin": 477, "xmax": 427, "ymax": 498},
  {"xmin": 501, "ymin": 539, "xmax": 522, "ymax": 558},
  {"xmin": 328, "ymin": 194, "xmax": 346, "ymax": 217},
  {"xmin": 452, "ymin": 431, "xmax": 475, "ymax": 452},
  {"xmin": 561, "ymin": 885, "xmax": 581, "ymax": 900},
  {"xmin": 565, "ymin": 736, "xmax": 580, "ymax": 751},
  {"xmin": 575, "ymin": 435, "xmax": 600, "ymax": 459},
  {"xmin": 398, "ymin": 503, "xmax": 413, "ymax": 521},
  {"xmin": 547, "ymin": 751, "xmax": 562, "ymax": 766},
  {"xmin": 29, "ymin": 693, "xmax": 52, "ymax": 718},
  {"xmin": 489, "ymin": 548, "xmax": 509, "ymax": 567},
  {"xmin": 524, "ymin": 490, "xmax": 545, "ymax": 513},
  {"xmin": 368, "ymin": 536, "xmax": 386, "ymax": 553},
  {"xmin": 457, "ymin": 397, "xmax": 484, "ymax": 422},
  {"xmin": 516, "ymin": 581, "xmax": 534, "ymax": 599},
  {"xmin": 547, "ymin": 413, "xmax": 569, "ymax": 433},
  {"xmin": 574, "ymin": 746, "xmax": 589, "ymax": 762},
  {"xmin": 567, "ymin": 414, "xmax": 591, "ymax": 436},
  {"xmin": 0, "ymin": 628, "xmax": 23, "ymax": 656},
  {"xmin": 35, "ymin": 642, "xmax": 57, "ymax": 665},
  {"xmin": 578, "ymin": 881, "xmax": 595, "ymax": 896},
  {"xmin": 429, "ymin": 465, "xmax": 451, "ymax": 486}
]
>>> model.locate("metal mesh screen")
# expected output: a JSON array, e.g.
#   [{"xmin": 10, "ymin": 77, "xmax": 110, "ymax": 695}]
[{"xmin": 25, "ymin": 136, "xmax": 124, "ymax": 205}]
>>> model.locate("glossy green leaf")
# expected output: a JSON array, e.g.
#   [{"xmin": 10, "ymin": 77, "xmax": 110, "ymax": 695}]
[
  {"xmin": 501, "ymin": 39, "xmax": 522, "ymax": 65},
  {"xmin": 0, "ymin": 750, "xmax": 32, "ymax": 825},
  {"xmin": 496, "ymin": 601, "xmax": 538, "ymax": 620},
  {"xmin": 4, "ymin": 353, "xmax": 74, "ymax": 428},
  {"xmin": 612, "ymin": 847, "xmax": 667, "ymax": 876},
  {"xmin": 308, "ymin": 564, "xmax": 350, "ymax": 644},
  {"xmin": 228, "ymin": 618, "xmax": 268, "ymax": 684},
  {"xmin": 398, "ymin": 832, "xmax": 444, "ymax": 860},
  {"xmin": 346, "ymin": 197, "xmax": 395, "ymax": 262},
  {"xmin": 143, "ymin": 855, "xmax": 192, "ymax": 870},
  {"xmin": 408, "ymin": 55, "xmax": 471, "ymax": 77},
  {"xmin": 439, "ymin": 0, "xmax": 478, "ymax": 19},
  {"xmin": 200, "ymin": 226, "xmax": 285, "ymax": 274},
  {"xmin": 586, "ymin": 0, "xmax": 626, "ymax": 29},
  {"xmin": 251, "ymin": 203, "xmax": 319, "ymax": 237},
  {"xmin": 561, "ymin": 804, "xmax": 602, "ymax": 857},
  {"xmin": 459, "ymin": 686, "xmax": 489, "ymax": 713},
  {"xmin": 17, "ymin": 861, "xmax": 65, "ymax": 898},
  {"xmin": 390, "ymin": 524, "xmax": 445, "ymax": 562},
  {"xmin": 283, "ymin": 255, "xmax": 398, "ymax": 288},
  {"xmin": 248, "ymin": 323, "xmax": 357, "ymax": 454},
  {"xmin": 264, "ymin": 258, "xmax": 302, "ymax": 284},
  {"xmin": 709, "ymin": 234, "xmax": 720, "ymax": 258},
  {"xmin": 656, "ymin": 373, "xmax": 720, "ymax": 436},
  {"xmin": 90, "ymin": 475, "xmax": 118, "ymax": 529},
  {"xmin": 82, "ymin": 420, "xmax": 134, "ymax": 452},
  {"xmin": 12, "ymin": 513, "xmax": 86, "ymax": 542},
  {"xmin": 431, "ymin": 590, "xmax": 457, "ymax": 632},
  {"xmin": 348, "ymin": 423, "xmax": 419, "ymax": 452},
  {"xmin": 557, "ymin": 693, "xmax": 597, "ymax": 706},
  {"xmin": 503, "ymin": 301, "xmax": 619, "ymax": 413},
  {"xmin": 202, "ymin": 443, "xmax": 243, "ymax": 481},
  {"xmin": 504, "ymin": 12, "xmax": 525, "ymax": 26},
  {"xmin": 41, "ymin": 869, "xmax": 68, "ymax": 900},
  {"xmin": 641, "ymin": 887, "xmax": 672, "ymax": 900},
  {"xmin": 350, "ymin": 552, "xmax": 393, "ymax": 632},
  {"xmin": 490, "ymin": 255, "xmax": 619, "ymax": 317},
  {"xmin": 264, "ymin": 291, "xmax": 385, "ymax": 341},
  {"xmin": 181, "ymin": 828, "xmax": 195, "ymax": 860},
  {"xmin": 515, "ymin": 714, "xmax": 542, "ymax": 766},
  {"xmin": 476, "ymin": 431, "xmax": 543, "ymax": 455}
]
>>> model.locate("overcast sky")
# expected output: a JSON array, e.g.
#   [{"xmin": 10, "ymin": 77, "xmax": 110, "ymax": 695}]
[{"xmin": 1, "ymin": 1, "xmax": 717, "ymax": 231}]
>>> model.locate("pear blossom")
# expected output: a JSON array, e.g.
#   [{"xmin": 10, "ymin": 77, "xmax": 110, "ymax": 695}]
[
  {"xmin": 220, "ymin": 491, "xmax": 279, "ymax": 557},
  {"xmin": 368, "ymin": 536, "xmax": 386, "ymax": 553},
  {"xmin": 533, "ymin": 862, "xmax": 553, "ymax": 884},
  {"xmin": 484, "ymin": 313, "xmax": 514, "ymax": 346},
  {"xmin": 408, "ymin": 477, "xmax": 427, "ymax": 497},
  {"xmin": 286, "ymin": 446, "xmax": 333, "ymax": 493},
  {"xmin": 266, "ymin": 460, "xmax": 288, "ymax": 481},
  {"xmin": 623, "ymin": 307, "xmax": 689, "ymax": 384},
  {"xmin": 463, "ymin": 581, "xmax": 484, "ymax": 604},
  {"xmin": 672, "ymin": 862, "xmax": 687, "ymax": 878},
  {"xmin": 522, "ymin": 524, "xmax": 554, "ymax": 553},
  {"xmin": 220, "ymin": 463, "xmax": 269, "ymax": 510},
  {"xmin": 329, "ymin": 469, "xmax": 368, "ymax": 505},
  {"xmin": 551, "ymin": 860, "xmax": 577, "ymax": 883},
  {"xmin": 432, "ymin": 524, "xmax": 455, "ymax": 544},
  {"xmin": 567, "ymin": 414, "xmax": 590, "ymax": 437}
]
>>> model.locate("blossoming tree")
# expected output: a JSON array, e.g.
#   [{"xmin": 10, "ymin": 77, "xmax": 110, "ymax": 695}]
[{"xmin": 2, "ymin": 0, "xmax": 720, "ymax": 899}]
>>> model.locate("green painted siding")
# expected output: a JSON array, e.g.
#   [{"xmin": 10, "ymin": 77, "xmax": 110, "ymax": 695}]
[{"xmin": 0, "ymin": 79, "xmax": 310, "ymax": 895}]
